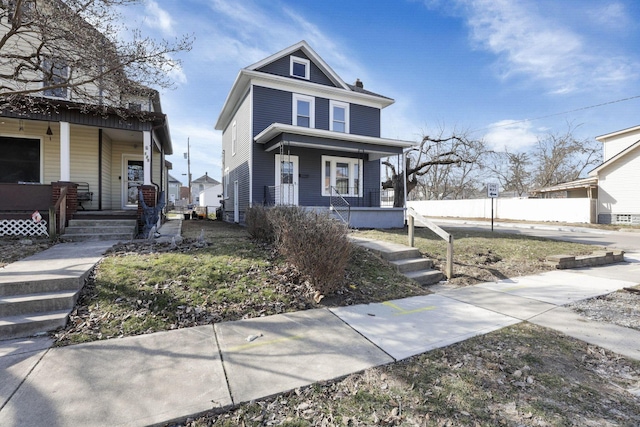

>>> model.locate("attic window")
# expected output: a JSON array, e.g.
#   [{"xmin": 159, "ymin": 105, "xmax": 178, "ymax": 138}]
[{"xmin": 290, "ymin": 56, "xmax": 310, "ymax": 80}]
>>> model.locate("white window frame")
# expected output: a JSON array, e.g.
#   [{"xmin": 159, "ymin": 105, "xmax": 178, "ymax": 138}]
[
  {"xmin": 290, "ymin": 56, "xmax": 310, "ymax": 80},
  {"xmin": 231, "ymin": 121, "xmax": 237, "ymax": 156},
  {"xmin": 42, "ymin": 57, "xmax": 69, "ymax": 99},
  {"xmin": 292, "ymin": 93, "xmax": 315, "ymax": 128},
  {"xmin": 329, "ymin": 100, "xmax": 350, "ymax": 133},
  {"xmin": 321, "ymin": 155, "xmax": 362, "ymax": 197}
]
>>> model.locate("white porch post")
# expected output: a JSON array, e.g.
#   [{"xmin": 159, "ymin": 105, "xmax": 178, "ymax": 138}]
[
  {"xmin": 143, "ymin": 130, "xmax": 152, "ymax": 185},
  {"xmin": 60, "ymin": 121, "xmax": 71, "ymax": 181}
]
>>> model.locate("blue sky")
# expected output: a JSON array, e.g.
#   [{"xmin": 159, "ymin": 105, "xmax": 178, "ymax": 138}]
[{"xmin": 124, "ymin": 0, "xmax": 640, "ymax": 183}]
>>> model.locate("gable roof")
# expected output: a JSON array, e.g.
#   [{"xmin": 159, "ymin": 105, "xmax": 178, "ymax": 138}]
[
  {"xmin": 589, "ymin": 138, "xmax": 640, "ymax": 176},
  {"xmin": 596, "ymin": 124, "xmax": 640, "ymax": 141},
  {"xmin": 215, "ymin": 41, "xmax": 395, "ymax": 131},
  {"xmin": 530, "ymin": 176, "xmax": 598, "ymax": 195},
  {"xmin": 192, "ymin": 174, "xmax": 221, "ymax": 185},
  {"xmin": 246, "ymin": 40, "xmax": 349, "ymax": 90}
]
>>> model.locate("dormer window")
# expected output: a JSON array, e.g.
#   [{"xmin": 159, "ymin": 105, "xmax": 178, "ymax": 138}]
[{"xmin": 290, "ymin": 56, "xmax": 310, "ymax": 80}]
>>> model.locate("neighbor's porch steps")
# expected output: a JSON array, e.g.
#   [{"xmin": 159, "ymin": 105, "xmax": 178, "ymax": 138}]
[
  {"xmin": 61, "ymin": 218, "xmax": 137, "ymax": 242},
  {"xmin": 349, "ymin": 236, "xmax": 444, "ymax": 285},
  {"xmin": 0, "ymin": 271, "xmax": 91, "ymax": 340}
]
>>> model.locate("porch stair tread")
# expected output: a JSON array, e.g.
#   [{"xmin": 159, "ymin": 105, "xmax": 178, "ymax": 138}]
[
  {"xmin": 62, "ymin": 218, "xmax": 137, "ymax": 242},
  {"xmin": 405, "ymin": 269, "xmax": 445, "ymax": 286},
  {"xmin": 349, "ymin": 235, "xmax": 445, "ymax": 286},
  {"xmin": 0, "ymin": 290, "xmax": 80, "ymax": 317},
  {"xmin": 0, "ymin": 310, "xmax": 69, "ymax": 340},
  {"xmin": 390, "ymin": 257, "xmax": 433, "ymax": 273}
]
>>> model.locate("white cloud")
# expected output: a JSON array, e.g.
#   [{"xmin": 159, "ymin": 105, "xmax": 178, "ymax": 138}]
[
  {"xmin": 456, "ymin": 0, "xmax": 637, "ymax": 94},
  {"xmin": 587, "ymin": 2, "xmax": 630, "ymax": 27},
  {"xmin": 143, "ymin": 1, "xmax": 174, "ymax": 35},
  {"xmin": 483, "ymin": 120, "xmax": 539, "ymax": 151}
]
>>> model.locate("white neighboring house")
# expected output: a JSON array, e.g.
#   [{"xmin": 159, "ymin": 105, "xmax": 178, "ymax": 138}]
[
  {"xmin": 191, "ymin": 173, "xmax": 221, "ymax": 207},
  {"xmin": 198, "ymin": 183, "xmax": 223, "ymax": 210},
  {"xmin": 168, "ymin": 174, "xmax": 182, "ymax": 204},
  {"xmin": 590, "ymin": 125, "xmax": 640, "ymax": 225}
]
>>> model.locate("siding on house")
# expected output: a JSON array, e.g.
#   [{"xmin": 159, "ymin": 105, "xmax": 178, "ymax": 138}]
[
  {"xmin": 69, "ymin": 125, "xmax": 100, "ymax": 210},
  {"xmin": 597, "ymin": 146, "xmax": 640, "ymax": 217},
  {"xmin": 256, "ymin": 50, "xmax": 337, "ymax": 87},
  {"xmin": 599, "ymin": 128, "xmax": 640, "ymax": 161},
  {"xmin": 350, "ymin": 104, "xmax": 381, "ymax": 138},
  {"xmin": 223, "ymin": 89, "xmax": 252, "ymax": 219}
]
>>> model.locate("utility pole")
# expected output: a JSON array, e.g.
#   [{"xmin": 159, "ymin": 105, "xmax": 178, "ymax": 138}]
[{"xmin": 183, "ymin": 138, "xmax": 192, "ymax": 205}]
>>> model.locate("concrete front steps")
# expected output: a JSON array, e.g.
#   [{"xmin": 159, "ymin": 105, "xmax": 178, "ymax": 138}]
[
  {"xmin": 0, "ymin": 273, "xmax": 89, "ymax": 340},
  {"xmin": 349, "ymin": 236, "xmax": 445, "ymax": 285},
  {"xmin": 61, "ymin": 218, "xmax": 137, "ymax": 242}
]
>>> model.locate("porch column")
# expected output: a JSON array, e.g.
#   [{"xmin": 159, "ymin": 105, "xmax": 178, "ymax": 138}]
[
  {"xmin": 60, "ymin": 121, "xmax": 71, "ymax": 181},
  {"xmin": 143, "ymin": 130, "xmax": 152, "ymax": 185}
]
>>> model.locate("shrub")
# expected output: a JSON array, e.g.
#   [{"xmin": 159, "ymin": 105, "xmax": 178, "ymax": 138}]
[
  {"xmin": 245, "ymin": 205, "xmax": 274, "ymax": 242},
  {"xmin": 270, "ymin": 207, "xmax": 351, "ymax": 297}
]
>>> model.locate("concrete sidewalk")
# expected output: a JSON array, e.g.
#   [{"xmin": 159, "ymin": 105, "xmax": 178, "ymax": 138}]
[{"xmin": 1, "ymin": 224, "xmax": 639, "ymax": 426}]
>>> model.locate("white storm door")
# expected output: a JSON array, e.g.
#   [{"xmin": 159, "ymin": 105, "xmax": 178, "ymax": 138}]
[
  {"xmin": 123, "ymin": 156, "xmax": 144, "ymax": 208},
  {"xmin": 275, "ymin": 154, "xmax": 298, "ymax": 206}
]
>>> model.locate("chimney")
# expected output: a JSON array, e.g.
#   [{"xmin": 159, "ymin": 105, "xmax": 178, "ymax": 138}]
[{"xmin": 355, "ymin": 78, "xmax": 363, "ymax": 88}]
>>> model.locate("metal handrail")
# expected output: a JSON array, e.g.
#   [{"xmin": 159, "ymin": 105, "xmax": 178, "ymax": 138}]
[{"xmin": 329, "ymin": 186, "xmax": 351, "ymax": 226}]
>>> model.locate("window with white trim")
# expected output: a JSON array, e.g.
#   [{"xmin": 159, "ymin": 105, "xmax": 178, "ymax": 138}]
[
  {"xmin": 290, "ymin": 56, "xmax": 310, "ymax": 79},
  {"xmin": 231, "ymin": 121, "xmax": 237, "ymax": 156},
  {"xmin": 322, "ymin": 155, "xmax": 362, "ymax": 197},
  {"xmin": 330, "ymin": 100, "xmax": 349, "ymax": 133},
  {"xmin": 293, "ymin": 94, "xmax": 315, "ymax": 128},
  {"xmin": 42, "ymin": 57, "xmax": 69, "ymax": 99}
]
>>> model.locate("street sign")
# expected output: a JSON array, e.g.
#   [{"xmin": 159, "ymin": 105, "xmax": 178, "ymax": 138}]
[{"xmin": 487, "ymin": 182, "xmax": 499, "ymax": 198}]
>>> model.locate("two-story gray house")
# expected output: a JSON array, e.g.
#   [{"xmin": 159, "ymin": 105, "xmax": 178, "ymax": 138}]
[{"xmin": 215, "ymin": 41, "xmax": 413, "ymax": 227}]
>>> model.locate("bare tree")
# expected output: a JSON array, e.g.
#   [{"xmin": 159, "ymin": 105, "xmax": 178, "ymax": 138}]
[
  {"xmin": 532, "ymin": 123, "xmax": 602, "ymax": 188},
  {"xmin": 0, "ymin": 0, "xmax": 192, "ymax": 117},
  {"xmin": 488, "ymin": 150, "xmax": 531, "ymax": 197},
  {"xmin": 382, "ymin": 128, "xmax": 486, "ymax": 207}
]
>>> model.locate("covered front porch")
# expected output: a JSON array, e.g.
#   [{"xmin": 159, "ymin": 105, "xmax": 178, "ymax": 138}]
[
  {"xmin": 254, "ymin": 123, "xmax": 413, "ymax": 229},
  {"xmin": 0, "ymin": 105, "xmax": 172, "ymax": 238}
]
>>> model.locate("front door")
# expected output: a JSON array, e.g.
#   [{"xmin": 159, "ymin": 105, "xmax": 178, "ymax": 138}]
[
  {"xmin": 123, "ymin": 157, "xmax": 144, "ymax": 208},
  {"xmin": 275, "ymin": 154, "xmax": 298, "ymax": 206}
]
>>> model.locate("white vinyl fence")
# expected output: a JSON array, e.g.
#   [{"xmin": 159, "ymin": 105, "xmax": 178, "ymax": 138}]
[{"xmin": 408, "ymin": 198, "xmax": 593, "ymax": 224}]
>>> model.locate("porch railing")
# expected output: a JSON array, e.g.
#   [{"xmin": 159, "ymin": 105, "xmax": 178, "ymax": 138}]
[
  {"xmin": 406, "ymin": 206, "xmax": 454, "ymax": 279},
  {"xmin": 49, "ymin": 186, "xmax": 68, "ymax": 239},
  {"xmin": 329, "ymin": 186, "xmax": 350, "ymax": 226},
  {"xmin": 264, "ymin": 185, "xmax": 297, "ymax": 206}
]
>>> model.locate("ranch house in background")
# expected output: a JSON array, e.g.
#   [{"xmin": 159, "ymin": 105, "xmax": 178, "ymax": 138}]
[{"xmin": 215, "ymin": 40, "xmax": 414, "ymax": 228}]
